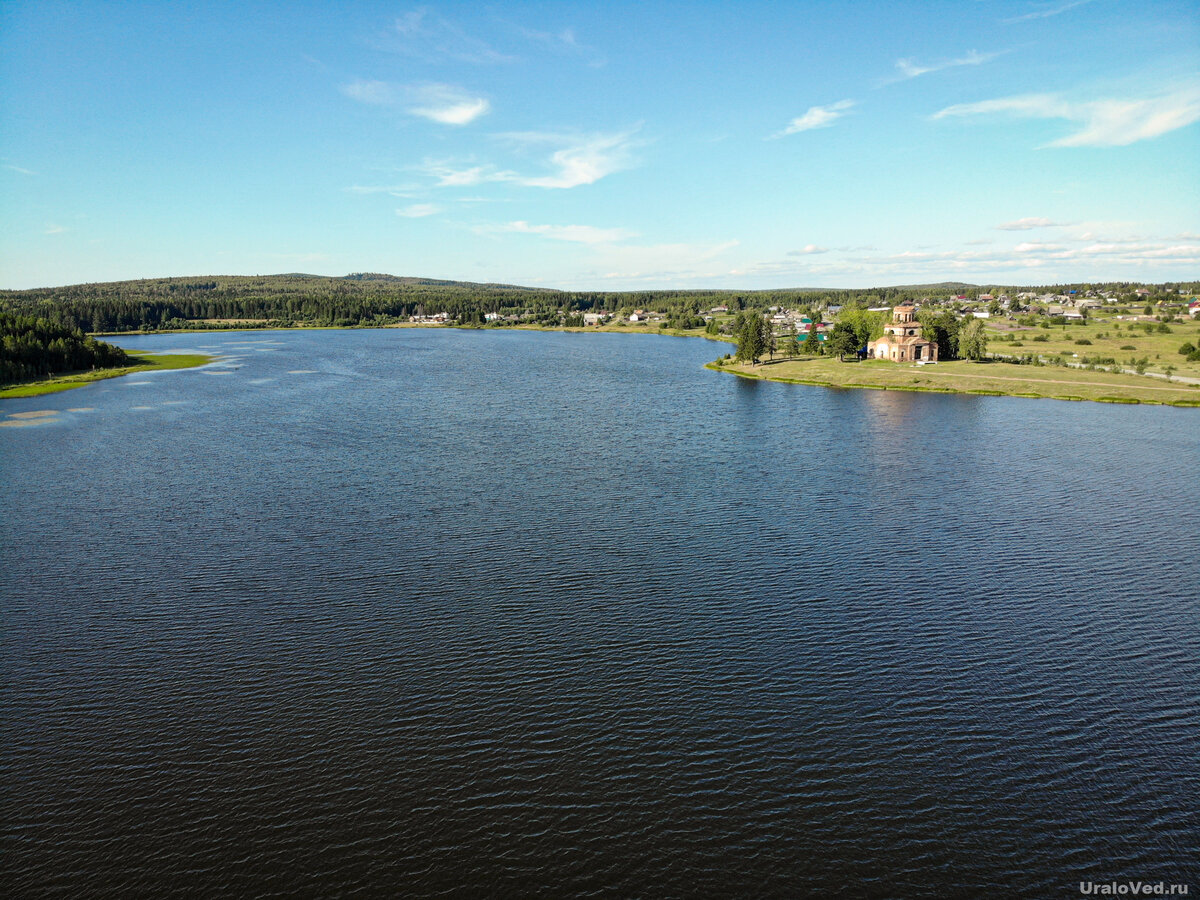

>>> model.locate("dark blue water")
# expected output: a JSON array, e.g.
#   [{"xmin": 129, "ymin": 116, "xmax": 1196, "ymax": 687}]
[{"xmin": 2, "ymin": 329, "xmax": 1198, "ymax": 898}]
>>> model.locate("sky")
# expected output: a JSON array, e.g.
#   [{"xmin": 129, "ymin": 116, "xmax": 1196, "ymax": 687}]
[{"xmin": 1, "ymin": 0, "xmax": 1198, "ymax": 290}]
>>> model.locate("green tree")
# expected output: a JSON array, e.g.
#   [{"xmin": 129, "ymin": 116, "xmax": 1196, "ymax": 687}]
[
  {"xmin": 802, "ymin": 322, "xmax": 823, "ymax": 354},
  {"xmin": 826, "ymin": 322, "xmax": 859, "ymax": 359},
  {"xmin": 734, "ymin": 311, "xmax": 769, "ymax": 364},
  {"xmin": 917, "ymin": 309, "xmax": 960, "ymax": 360},
  {"xmin": 838, "ymin": 307, "xmax": 885, "ymax": 349},
  {"xmin": 957, "ymin": 318, "xmax": 989, "ymax": 361},
  {"xmin": 782, "ymin": 332, "xmax": 801, "ymax": 357}
]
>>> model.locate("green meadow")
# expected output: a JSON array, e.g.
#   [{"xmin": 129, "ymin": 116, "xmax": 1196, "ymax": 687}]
[{"xmin": 0, "ymin": 352, "xmax": 212, "ymax": 399}]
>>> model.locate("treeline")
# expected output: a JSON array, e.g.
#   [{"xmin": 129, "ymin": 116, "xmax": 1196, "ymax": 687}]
[
  {"xmin": 728, "ymin": 307, "xmax": 990, "ymax": 365},
  {"xmin": 0, "ymin": 313, "xmax": 130, "ymax": 385},
  {"xmin": 0, "ymin": 275, "xmax": 564, "ymax": 333},
  {"xmin": 3, "ymin": 274, "xmax": 1192, "ymax": 336},
  {"xmin": 0, "ymin": 274, "xmax": 989, "ymax": 335}
]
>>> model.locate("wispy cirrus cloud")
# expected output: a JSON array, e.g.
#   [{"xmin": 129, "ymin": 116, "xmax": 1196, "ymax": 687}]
[
  {"xmin": 735, "ymin": 227, "xmax": 1200, "ymax": 284},
  {"xmin": 772, "ymin": 100, "xmax": 855, "ymax": 138},
  {"xmin": 933, "ymin": 83, "xmax": 1200, "ymax": 146},
  {"xmin": 516, "ymin": 25, "xmax": 606, "ymax": 66},
  {"xmin": 788, "ymin": 244, "xmax": 829, "ymax": 255},
  {"xmin": 4, "ymin": 163, "xmax": 36, "ymax": 175},
  {"xmin": 385, "ymin": 8, "xmax": 516, "ymax": 64},
  {"xmin": 43, "ymin": 224, "xmax": 68, "ymax": 235},
  {"xmin": 419, "ymin": 128, "xmax": 641, "ymax": 190},
  {"xmin": 1003, "ymin": 0, "xmax": 1096, "ymax": 24},
  {"xmin": 472, "ymin": 222, "xmax": 740, "ymax": 287},
  {"xmin": 996, "ymin": 217, "xmax": 1067, "ymax": 230},
  {"xmin": 591, "ymin": 240, "xmax": 741, "ymax": 285},
  {"xmin": 396, "ymin": 204, "xmax": 440, "ymax": 218},
  {"xmin": 476, "ymin": 220, "xmax": 637, "ymax": 244},
  {"xmin": 497, "ymin": 129, "xmax": 640, "ymax": 188},
  {"xmin": 341, "ymin": 80, "xmax": 490, "ymax": 125},
  {"xmin": 886, "ymin": 49, "xmax": 1006, "ymax": 83},
  {"xmin": 421, "ymin": 164, "xmax": 512, "ymax": 187}
]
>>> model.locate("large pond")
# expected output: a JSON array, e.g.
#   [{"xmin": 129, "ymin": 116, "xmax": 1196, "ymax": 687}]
[{"xmin": 2, "ymin": 328, "xmax": 1197, "ymax": 897}]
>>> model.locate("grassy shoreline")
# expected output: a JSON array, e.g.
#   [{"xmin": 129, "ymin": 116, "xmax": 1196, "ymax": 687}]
[
  {"xmin": 0, "ymin": 352, "xmax": 213, "ymax": 399},
  {"xmin": 708, "ymin": 355, "xmax": 1200, "ymax": 406},
  {"xmin": 11, "ymin": 320, "xmax": 1197, "ymax": 406}
]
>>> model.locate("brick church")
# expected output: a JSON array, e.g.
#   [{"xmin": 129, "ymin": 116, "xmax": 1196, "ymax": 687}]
[{"xmin": 868, "ymin": 304, "xmax": 938, "ymax": 362}]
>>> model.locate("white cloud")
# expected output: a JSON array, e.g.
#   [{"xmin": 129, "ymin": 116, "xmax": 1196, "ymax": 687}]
[
  {"xmin": 341, "ymin": 80, "xmax": 490, "ymax": 125},
  {"xmin": 396, "ymin": 204, "xmax": 440, "ymax": 218},
  {"xmin": 996, "ymin": 217, "xmax": 1066, "ymax": 230},
  {"xmin": 407, "ymin": 84, "xmax": 491, "ymax": 124},
  {"xmin": 347, "ymin": 184, "xmax": 419, "ymax": 195},
  {"xmin": 592, "ymin": 241, "xmax": 741, "ymax": 283},
  {"xmin": 933, "ymin": 84, "xmax": 1200, "ymax": 147},
  {"xmin": 478, "ymin": 220, "xmax": 636, "ymax": 244},
  {"xmin": 421, "ymin": 163, "xmax": 514, "ymax": 187},
  {"xmin": 516, "ymin": 25, "xmax": 605, "ymax": 66},
  {"xmin": 735, "ymin": 230, "xmax": 1200, "ymax": 284},
  {"xmin": 774, "ymin": 100, "xmax": 855, "ymax": 137},
  {"xmin": 4, "ymin": 163, "xmax": 36, "ymax": 175},
  {"xmin": 419, "ymin": 129, "xmax": 640, "ymax": 190},
  {"xmin": 1013, "ymin": 241, "xmax": 1066, "ymax": 253},
  {"xmin": 788, "ymin": 245, "xmax": 829, "ymax": 255},
  {"xmin": 43, "ymin": 224, "xmax": 67, "ymax": 235},
  {"xmin": 388, "ymin": 9, "xmax": 516, "ymax": 64},
  {"xmin": 341, "ymin": 80, "xmax": 396, "ymax": 105},
  {"xmin": 890, "ymin": 49, "xmax": 1005, "ymax": 82},
  {"xmin": 1003, "ymin": 0, "xmax": 1096, "ymax": 24},
  {"xmin": 499, "ymin": 129, "xmax": 640, "ymax": 188}
]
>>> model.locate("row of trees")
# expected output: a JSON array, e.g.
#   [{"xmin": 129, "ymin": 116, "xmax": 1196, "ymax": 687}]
[
  {"xmin": 732, "ymin": 308, "xmax": 989, "ymax": 364},
  {"xmin": 0, "ymin": 314, "xmax": 130, "ymax": 385}
]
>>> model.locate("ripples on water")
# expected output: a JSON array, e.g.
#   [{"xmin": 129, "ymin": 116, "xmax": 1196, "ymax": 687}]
[{"xmin": 2, "ymin": 329, "xmax": 1198, "ymax": 897}]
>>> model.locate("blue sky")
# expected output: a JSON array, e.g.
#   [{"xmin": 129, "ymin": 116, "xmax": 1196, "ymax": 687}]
[{"xmin": 2, "ymin": 0, "xmax": 1197, "ymax": 290}]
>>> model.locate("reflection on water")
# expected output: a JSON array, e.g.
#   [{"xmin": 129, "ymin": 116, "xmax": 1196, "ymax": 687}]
[{"xmin": 2, "ymin": 328, "xmax": 1198, "ymax": 898}]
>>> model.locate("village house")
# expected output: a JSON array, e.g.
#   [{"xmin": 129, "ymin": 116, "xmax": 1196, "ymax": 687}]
[
  {"xmin": 409, "ymin": 311, "xmax": 451, "ymax": 324},
  {"xmin": 868, "ymin": 304, "xmax": 938, "ymax": 363}
]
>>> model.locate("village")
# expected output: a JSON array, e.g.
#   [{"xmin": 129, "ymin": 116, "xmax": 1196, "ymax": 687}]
[{"xmin": 399, "ymin": 282, "xmax": 1200, "ymax": 405}]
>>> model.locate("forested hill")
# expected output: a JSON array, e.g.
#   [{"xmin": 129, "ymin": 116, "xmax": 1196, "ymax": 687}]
[
  {"xmin": 0, "ymin": 274, "xmax": 563, "ymax": 333},
  {"xmin": 0, "ymin": 273, "xmax": 970, "ymax": 334},
  {"xmin": 0, "ymin": 313, "xmax": 130, "ymax": 385},
  {"xmin": 1, "ymin": 273, "xmax": 1180, "ymax": 335}
]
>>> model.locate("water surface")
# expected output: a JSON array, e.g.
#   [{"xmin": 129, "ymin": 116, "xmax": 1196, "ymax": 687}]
[{"xmin": 2, "ymin": 329, "xmax": 1198, "ymax": 897}]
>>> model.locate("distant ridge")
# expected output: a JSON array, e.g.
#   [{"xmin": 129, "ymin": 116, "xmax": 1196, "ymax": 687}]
[
  {"xmin": 3, "ymin": 272, "xmax": 984, "ymax": 295},
  {"xmin": 339, "ymin": 272, "xmax": 555, "ymax": 290}
]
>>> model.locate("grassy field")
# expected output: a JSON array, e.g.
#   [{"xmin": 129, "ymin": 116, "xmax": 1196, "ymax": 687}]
[
  {"xmin": 508, "ymin": 321, "xmax": 730, "ymax": 342},
  {"xmin": 985, "ymin": 312, "xmax": 1200, "ymax": 380},
  {"xmin": 0, "ymin": 352, "xmax": 212, "ymax": 399},
  {"xmin": 713, "ymin": 354, "xmax": 1200, "ymax": 406}
]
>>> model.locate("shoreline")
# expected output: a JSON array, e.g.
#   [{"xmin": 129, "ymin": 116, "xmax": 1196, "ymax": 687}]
[
  {"xmin": 12, "ymin": 322, "xmax": 1198, "ymax": 407},
  {"xmin": 707, "ymin": 356, "xmax": 1200, "ymax": 407},
  {"xmin": 0, "ymin": 352, "xmax": 213, "ymax": 399}
]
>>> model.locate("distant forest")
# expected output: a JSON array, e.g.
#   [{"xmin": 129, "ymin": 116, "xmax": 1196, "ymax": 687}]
[
  {"xmin": 0, "ymin": 313, "xmax": 130, "ymax": 385},
  {"xmin": 0, "ymin": 273, "xmax": 1191, "ymax": 335}
]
